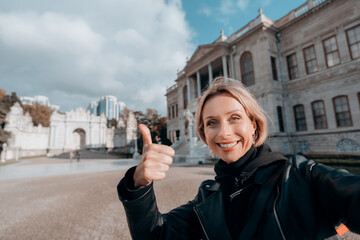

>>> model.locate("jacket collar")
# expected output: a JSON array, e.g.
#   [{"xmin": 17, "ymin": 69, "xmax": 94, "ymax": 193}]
[
  {"xmin": 194, "ymin": 189, "xmax": 232, "ymax": 240},
  {"xmin": 194, "ymin": 162, "xmax": 285, "ymax": 240}
]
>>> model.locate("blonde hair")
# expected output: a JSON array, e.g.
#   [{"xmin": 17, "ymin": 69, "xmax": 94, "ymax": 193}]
[{"xmin": 195, "ymin": 77, "xmax": 268, "ymax": 147}]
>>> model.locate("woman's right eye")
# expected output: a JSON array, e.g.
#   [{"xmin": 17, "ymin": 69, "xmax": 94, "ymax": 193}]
[{"xmin": 206, "ymin": 120, "xmax": 217, "ymax": 126}]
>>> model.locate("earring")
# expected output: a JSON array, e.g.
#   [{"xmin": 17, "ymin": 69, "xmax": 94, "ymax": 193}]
[{"xmin": 252, "ymin": 132, "xmax": 256, "ymax": 145}]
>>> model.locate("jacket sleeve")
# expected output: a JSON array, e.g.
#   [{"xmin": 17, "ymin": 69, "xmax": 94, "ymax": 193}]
[
  {"xmin": 309, "ymin": 162, "xmax": 360, "ymax": 234},
  {"xmin": 117, "ymin": 168, "xmax": 204, "ymax": 240}
]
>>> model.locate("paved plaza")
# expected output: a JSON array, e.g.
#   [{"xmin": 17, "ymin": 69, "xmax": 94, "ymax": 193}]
[{"xmin": 0, "ymin": 151, "xmax": 358, "ymax": 239}]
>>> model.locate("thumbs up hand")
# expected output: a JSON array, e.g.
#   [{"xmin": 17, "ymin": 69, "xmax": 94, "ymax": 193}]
[{"xmin": 133, "ymin": 124, "xmax": 175, "ymax": 187}]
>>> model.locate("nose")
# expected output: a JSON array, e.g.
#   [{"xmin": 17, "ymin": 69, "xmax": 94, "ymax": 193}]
[{"xmin": 218, "ymin": 121, "xmax": 232, "ymax": 138}]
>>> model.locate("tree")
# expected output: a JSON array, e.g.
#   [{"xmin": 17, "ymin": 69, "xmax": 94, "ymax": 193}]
[
  {"xmin": 0, "ymin": 89, "xmax": 5, "ymax": 100},
  {"xmin": 0, "ymin": 92, "xmax": 21, "ymax": 144},
  {"xmin": 23, "ymin": 103, "xmax": 53, "ymax": 127},
  {"xmin": 107, "ymin": 118, "xmax": 117, "ymax": 128}
]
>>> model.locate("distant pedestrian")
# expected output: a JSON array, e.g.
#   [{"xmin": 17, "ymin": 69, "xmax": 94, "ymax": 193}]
[
  {"xmin": 69, "ymin": 151, "xmax": 73, "ymax": 162},
  {"xmin": 76, "ymin": 151, "xmax": 80, "ymax": 162}
]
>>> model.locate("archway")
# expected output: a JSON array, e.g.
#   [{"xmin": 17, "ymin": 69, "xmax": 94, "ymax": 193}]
[{"xmin": 73, "ymin": 128, "xmax": 86, "ymax": 150}]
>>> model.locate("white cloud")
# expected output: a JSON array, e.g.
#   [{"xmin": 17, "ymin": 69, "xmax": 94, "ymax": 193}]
[
  {"xmin": 219, "ymin": 0, "xmax": 237, "ymax": 15},
  {"xmin": 0, "ymin": 12, "xmax": 103, "ymax": 54},
  {"xmin": 198, "ymin": 7, "xmax": 212, "ymax": 16},
  {"xmin": 0, "ymin": 0, "xmax": 195, "ymax": 115},
  {"xmin": 237, "ymin": 0, "xmax": 250, "ymax": 11}
]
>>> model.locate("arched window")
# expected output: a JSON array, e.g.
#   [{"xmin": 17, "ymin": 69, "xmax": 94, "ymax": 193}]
[
  {"xmin": 333, "ymin": 95, "xmax": 352, "ymax": 127},
  {"xmin": 311, "ymin": 100, "xmax": 328, "ymax": 129},
  {"xmin": 240, "ymin": 52, "xmax": 255, "ymax": 86},
  {"xmin": 293, "ymin": 104, "xmax": 307, "ymax": 131},
  {"xmin": 183, "ymin": 86, "xmax": 188, "ymax": 109}
]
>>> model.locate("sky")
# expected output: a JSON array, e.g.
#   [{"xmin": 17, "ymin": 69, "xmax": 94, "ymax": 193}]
[{"xmin": 0, "ymin": 0, "xmax": 306, "ymax": 116}]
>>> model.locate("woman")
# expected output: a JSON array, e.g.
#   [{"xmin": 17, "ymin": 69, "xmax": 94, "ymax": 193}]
[{"xmin": 117, "ymin": 77, "xmax": 360, "ymax": 239}]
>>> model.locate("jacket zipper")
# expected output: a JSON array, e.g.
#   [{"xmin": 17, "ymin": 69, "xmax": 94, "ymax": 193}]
[
  {"xmin": 273, "ymin": 186, "xmax": 286, "ymax": 240},
  {"xmin": 229, "ymin": 183, "xmax": 252, "ymax": 200},
  {"xmin": 193, "ymin": 206, "xmax": 210, "ymax": 240}
]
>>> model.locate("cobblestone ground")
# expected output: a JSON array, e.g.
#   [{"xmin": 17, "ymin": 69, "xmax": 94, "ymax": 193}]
[{"xmin": 0, "ymin": 161, "xmax": 358, "ymax": 239}]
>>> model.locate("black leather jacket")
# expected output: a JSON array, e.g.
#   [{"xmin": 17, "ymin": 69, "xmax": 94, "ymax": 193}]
[{"xmin": 118, "ymin": 156, "xmax": 360, "ymax": 240}]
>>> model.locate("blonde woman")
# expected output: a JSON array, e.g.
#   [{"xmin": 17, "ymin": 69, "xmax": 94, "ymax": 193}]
[{"xmin": 117, "ymin": 77, "xmax": 360, "ymax": 239}]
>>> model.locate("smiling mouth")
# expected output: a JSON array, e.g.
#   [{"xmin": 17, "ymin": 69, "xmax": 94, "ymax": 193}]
[{"xmin": 218, "ymin": 141, "xmax": 238, "ymax": 149}]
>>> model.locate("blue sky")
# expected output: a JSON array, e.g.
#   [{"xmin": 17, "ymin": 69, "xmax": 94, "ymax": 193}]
[
  {"xmin": 183, "ymin": 0, "xmax": 306, "ymax": 46},
  {"xmin": 0, "ymin": 0, "xmax": 307, "ymax": 115}
]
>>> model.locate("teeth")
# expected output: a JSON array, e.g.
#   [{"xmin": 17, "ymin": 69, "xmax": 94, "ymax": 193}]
[{"xmin": 219, "ymin": 142, "xmax": 237, "ymax": 148}]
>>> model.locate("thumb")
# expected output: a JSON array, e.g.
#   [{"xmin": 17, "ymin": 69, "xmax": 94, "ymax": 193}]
[{"xmin": 139, "ymin": 124, "xmax": 152, "ymax": 148}]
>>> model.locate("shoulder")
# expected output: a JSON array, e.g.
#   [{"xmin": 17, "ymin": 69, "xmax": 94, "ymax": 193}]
[
  {"xmin": 193, "ymin": 179, "xmax": 220, "ymax": 203},
  {"xmin": 198, "ymin": 179, "xmax": 219, "ymax": 191}
]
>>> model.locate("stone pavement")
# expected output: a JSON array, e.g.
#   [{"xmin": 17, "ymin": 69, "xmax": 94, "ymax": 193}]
[{"xmin": 0, "ymin": 152, "xmax": 358, "ymax": 239}]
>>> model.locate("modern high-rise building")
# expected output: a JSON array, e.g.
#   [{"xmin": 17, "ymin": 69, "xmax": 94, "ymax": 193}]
[
  {"xmin": 87, "ymin": 101, "xmax": 98, "ymax": 116},
  {"xmin": 20, "ymin": 95, "xmax": 59, "ymax": 111},
  {"xmin": 88, "ymin": 96, "xmax": 126, "ymax": 121}
]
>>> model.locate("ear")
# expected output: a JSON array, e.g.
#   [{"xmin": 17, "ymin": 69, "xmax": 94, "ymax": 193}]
[{"xmin": 251, "ymin": 120, "xmax": 257, "ymax": 135}]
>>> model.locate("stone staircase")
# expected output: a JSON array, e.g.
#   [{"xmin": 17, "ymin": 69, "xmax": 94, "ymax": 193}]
[{"xmin": 172, "ymin": 140, "xmax": 216, "ymax": 164}]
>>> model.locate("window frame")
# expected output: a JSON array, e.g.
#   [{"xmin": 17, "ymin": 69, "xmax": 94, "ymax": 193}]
[
  {"xmin": 303, "ymin": 45, "xmax": 318, "ymax": 74},
  {"xmin": 240, "ymin": 51, "xmax": 255, "ymax": 86},
  {"xmin": 311, "ymin": 100, "xmax": 328, "ymax": 129},
  {"xmin": 183, "ymin": 86, "xmax": 188, "ymax": 109},
  {"xmin": 271, "ymin": 56, "xmax": 278, "ymax": 80},
  {"xmin": 293, "ymin": 104, "xmax": 307, "ymax": 131},
  {"xmin": 322, "ymin": 35, "xmax": 341, "ymax": 68},
  {"xmin": 277, "ymin": 106, "xmax": 285, "ymax": 132},
  {"xmin": 346, "ymin": 24, "xmax": 360, "ymax": 60},
  {"xmin": 286, "ymin": 53, "xmax": 299, "ymax": 80},
  {"xmin": 332, "ymin": 95, "xmax": 353, "ymax": 127}
]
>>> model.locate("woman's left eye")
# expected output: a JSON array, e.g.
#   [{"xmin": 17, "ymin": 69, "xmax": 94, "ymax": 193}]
[{"xmin": 230, "ymin": 116, "xmax": 240, "ymax": 121}]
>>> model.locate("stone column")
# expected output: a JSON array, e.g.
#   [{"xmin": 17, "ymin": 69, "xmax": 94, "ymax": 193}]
[
  {"xmin": 196, "ymin": 71, "xmax": 201, "ymax": 98},
  {"xmin": 186, "ymin": 77, "xmax": 191, "ymax": 105},
  {"xmin": 222, "ymin": 55, "xmax": 228, "ymax": 78},
  {"xmin": 208, "ymin": 63, "xmax": 213, "ymax": 85},
  {"xmin": 185, "ymin": 110, "xmax": 194, "ymax": 144},
  {"xmin": 1, "ymin": 143, "xmax": 7, "ymax": 163}
]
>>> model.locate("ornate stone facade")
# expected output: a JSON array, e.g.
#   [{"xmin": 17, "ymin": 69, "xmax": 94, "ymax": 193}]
[
  {"xmin": 2, "ymin": 103, "xmax": 137, "ymax": 160},
  {"xmin": 166, "ymin": 0, "xmax": 360, "ymax": 155},
  {"xmin": 4, "ymin": 102, "xmax": 49, "ymax": 160}
]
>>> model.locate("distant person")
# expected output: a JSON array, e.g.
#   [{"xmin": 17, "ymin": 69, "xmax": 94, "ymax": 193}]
[
  {"xmin": 160, "ymin": 136, "xmax": 172, "ymax": 146},
  {"xmin": 117, "ymin": 77, "xmax": 360, "ymax": 239},
  {"xmin": 76, "ymin": 151, "xmax": 80, "ymax": 162},
  {"xmin": 69, "ymin": 151, "xmax": 73, "ymax": 162}
]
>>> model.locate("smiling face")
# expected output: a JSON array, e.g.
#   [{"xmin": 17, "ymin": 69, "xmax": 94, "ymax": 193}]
[{"xmin": 202, "ymin": 93, "xmax": 256, "ymax": 164}]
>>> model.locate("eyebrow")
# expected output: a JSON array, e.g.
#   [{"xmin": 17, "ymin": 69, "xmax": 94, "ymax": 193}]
[{"xmin": 204, "ymin": 110, "xmax": 242, "ymax": 119}]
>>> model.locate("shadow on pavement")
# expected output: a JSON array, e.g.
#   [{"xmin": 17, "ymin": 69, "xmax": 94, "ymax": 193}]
[{"xmin": 50, "ymin": 150, "xmax": 121, "ymax": 160}]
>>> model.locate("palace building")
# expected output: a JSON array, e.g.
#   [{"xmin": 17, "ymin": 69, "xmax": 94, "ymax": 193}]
[{"xmin": 166, "ymin": 0, "xmax": 360, "ymax": 155}]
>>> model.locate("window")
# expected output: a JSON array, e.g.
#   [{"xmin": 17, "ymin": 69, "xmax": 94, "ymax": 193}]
[
  {"xmin": 277, "ymin": 106, "xmax": 285, "ymax": 132},
  {"xmin": 168, "ymin": 107, "xmax": 171, "ymax": 119},
  {"xmin": 176, "ymin": 104, "xmax": 178, "ymax": 118},
  {"xmin": 240, "ymin": 52, "xmax": 255, "ymax": 86},
  {"xmin": 183, "ymin": 86, "xmax": 188, "ymax": 109},
  {"xmin": 172, "ymin": 105, "xmax": 175, "ymax": 118},
  {"xmin": 346, "ymin": 25, "xmax": 360, "ymax": 60},
  {"xmin": 311, "ymin": 100, "xmax": 327, "ymax": 129},
  {"xmin": 323, "ymin": 36, "xmax": 340, "ymax": 67},
  {"xmin": 333, "ymin": 96, "xmax": 352, "ymax": 127},
  {"xmin": 303, "ymin": 45, "xmax": 318, "ymax": 74},
  {"xmin": 286, "ymin": 53, "xmax": 299, "ymax": 80},
  {"xmin": 293, "ymin": 104, "xmax": 307, "ymax": 131},
  {"xmin": 271, "ymin": 57, "xmax": 278, "ymax": 80}
]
